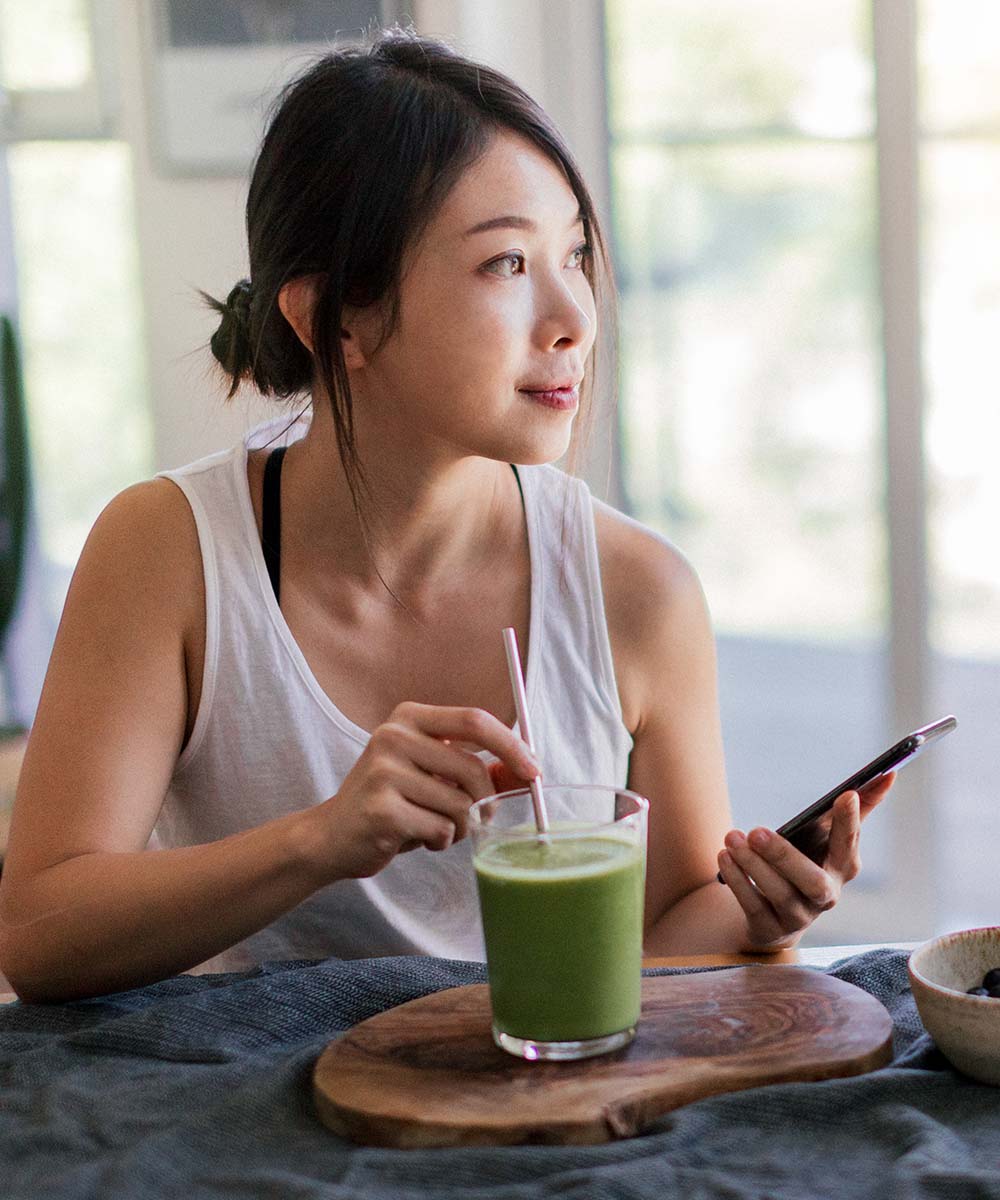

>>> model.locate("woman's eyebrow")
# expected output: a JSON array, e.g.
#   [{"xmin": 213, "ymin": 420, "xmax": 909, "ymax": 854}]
[{"xmin": 462, "ymin": 210, "xmax": 586, "ymax": 238}]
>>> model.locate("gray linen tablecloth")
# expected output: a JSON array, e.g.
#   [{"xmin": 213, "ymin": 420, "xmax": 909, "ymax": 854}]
[{"xmin": 2, "ymin": 949, "xmax": 999, "ymax": 1199}]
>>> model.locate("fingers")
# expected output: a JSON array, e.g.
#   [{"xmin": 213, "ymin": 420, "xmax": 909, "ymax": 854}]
[
  {"xmin": 857, "ymin": 770, "xmax": 894, "ymax": 818},
  {"xmin": 375, "ymin": 723, "xmax": 498, "ymax": 802},
  {"xmin": 361, "ymin": 760, "xmax": 476, "ymax": 854},
  {"xmin": 825, "ymin": 789, "xmax": 862, "ymax": 882},
  {"xmin": 391, "ymin": 702, "xmax": 542, "ymax": 781},
  {"xmin": 392, "ymin": 791, "xmax": 465, "ymax": 852},
  {"xmin": 717, "ymin": 782, "xmax": 878, "ymax": 947},
  {"xmin": 355, "ymin": 703, "xmax": 545, "ymax": 862},
  {"xmin": 399, "ymin": 763, "xmax": 482, "ymax": 835},
  {"xmin": 364, "ymin": 740, "xmax": 484, "ymax": 848},
  {"xmin": 716, "ymin": 849, "xmax": 784, "ymax": 946},
  {"xmin": 366, "ymin": 707, "xmax": 542, "ymax": 853},
  {"xmin": 723, "ymin": 825, "xmax": 840, "ymax": 915},
  {"xmin": 487, "ymin": 758, "xmax": 535, "ymax": 794}
]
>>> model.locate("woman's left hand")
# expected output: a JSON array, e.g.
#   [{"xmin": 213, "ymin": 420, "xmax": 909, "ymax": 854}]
[{"xmin": 716, "ymin": 772, "xmax": 896, "ymax": 952}]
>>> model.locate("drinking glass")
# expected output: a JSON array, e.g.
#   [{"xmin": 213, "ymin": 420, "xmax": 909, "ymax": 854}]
[{"xmin": 469, "ymin": 784, "xmax": 648, "ymax": 1061}]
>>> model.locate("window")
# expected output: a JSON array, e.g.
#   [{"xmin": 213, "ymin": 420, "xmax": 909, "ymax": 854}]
[
  {"xmin": 605, "ymin": 0, "xmax": 999, "ymax": 937},
  {"xmin": 920, "ymin": 0, "xmax": 1000, "ymax": 928},
  {"xmin": 0, "ymin": 1, "xmax": 151, "ymax": 699}
]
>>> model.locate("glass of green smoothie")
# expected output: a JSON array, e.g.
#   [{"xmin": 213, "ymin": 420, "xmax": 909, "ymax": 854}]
[{"xmin": 469, "ymin": 784, "xmax": 648, "ymax": 1062}]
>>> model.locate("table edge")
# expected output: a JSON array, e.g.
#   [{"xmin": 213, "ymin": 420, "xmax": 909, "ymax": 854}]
[{"xmin": 0, "ymin": 943, "xmax": 919, "ymax": 1005}]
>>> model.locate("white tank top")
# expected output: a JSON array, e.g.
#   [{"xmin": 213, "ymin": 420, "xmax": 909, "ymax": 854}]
[{"xmin": 153, "ymin": 412, "xmax": 633, "ymax": 968}]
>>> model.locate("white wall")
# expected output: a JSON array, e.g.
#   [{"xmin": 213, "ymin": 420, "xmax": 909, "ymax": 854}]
[
  {"xmin": 116, "ymin": 0, "xmax": 621, "ymax": 501},
  {"xmin": 113, "ymin": 1, "xmax": 271, "ymax": 474}
]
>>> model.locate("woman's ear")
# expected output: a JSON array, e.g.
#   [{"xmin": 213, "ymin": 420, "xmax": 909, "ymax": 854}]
[
  {"xmin": 277, "ymin": 275, "xmax": 369, "ymax": 369},
  {"xmin": 277, "ymin": 275, "xmax": 322, "ymax": 352}
]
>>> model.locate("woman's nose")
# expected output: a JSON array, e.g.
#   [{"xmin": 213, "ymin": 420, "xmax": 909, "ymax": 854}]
[{"xmin": 536, "ymin": 278, "xmax": 593, "ymax": 350}]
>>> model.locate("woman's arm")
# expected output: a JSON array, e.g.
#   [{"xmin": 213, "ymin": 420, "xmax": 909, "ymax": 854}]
[
  {"xmin": 0, "ymin": 483, "xmax": 539, "ymax": 1002},
  {"xmin": 0, "ymin": 481, "xmax": 342, "ymax": 1000},
  {"xmin": 596, "ymin": 507, "xmax": 888, "ymax": 956},
  {"xmin": 597, "ymin": 515, "xmax": 750, "ymax": 955}
]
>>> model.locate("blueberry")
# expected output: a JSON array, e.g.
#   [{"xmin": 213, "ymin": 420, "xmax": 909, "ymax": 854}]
[
  {"xmin": 982, "ymin": 968, "xmax": 1000, "ymax": 990},
  {"xmin": 967, "ymin": 986, "xmax": 990, "ymax": 996},
  {"xmin": 989, "ymin": 986, "xmax": 1000, "ymax": 1000}
]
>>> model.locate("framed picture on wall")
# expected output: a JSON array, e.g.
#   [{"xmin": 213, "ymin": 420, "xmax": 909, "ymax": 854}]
[{"xmin": 144, "ymin": 0, "xmax": 412, "ymax": 175}]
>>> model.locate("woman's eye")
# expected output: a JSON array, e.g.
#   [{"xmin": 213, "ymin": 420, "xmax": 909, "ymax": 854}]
[
  {"xmin": 484, "ymin": 242, "xmax": 591, "ymax": 278},
  {"xmin": 485, "ymin": 253, "xmax": 524, "ymax": 278}
]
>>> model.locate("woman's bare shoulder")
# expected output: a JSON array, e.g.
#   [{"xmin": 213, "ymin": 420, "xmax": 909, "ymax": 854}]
[
  {"xmin": 591, "ymin": 497, "xmax": 706, "ymax": 628},
  {"xmin": 93, "ymin": 475, "xmax": 201, "ymax": 564},
  {"xmin": 101, "ymin": 475, "xmax": 195, "ymax": 523},
  {"xmin": 56, "ymin": 477, "xmax": 208, "ymax": 747},
  {"xmin": 591, "ymin": 497, "xmax": 712, "ymax": 731},
  {"xmin": 83, "ymin": 477, "xmax": 205, "ymax": 636}
]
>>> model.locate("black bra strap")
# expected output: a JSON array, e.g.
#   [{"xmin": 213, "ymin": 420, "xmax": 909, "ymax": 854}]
[
  {"xmin": 264, "ymin": 454, "xmax": 517, "ymax": 605},
  {"xmin": 511, "ymin": 462, "xmax": 522, "ymax": 501},
  {"xmin": 262, "ymin": 445, "xmax": 288, "ymax": 604}
]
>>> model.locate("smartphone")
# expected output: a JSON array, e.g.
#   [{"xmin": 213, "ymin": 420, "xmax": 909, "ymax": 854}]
[{"xmin": 718, "ymin": 714, "xmax": 957, "ymax": 877}]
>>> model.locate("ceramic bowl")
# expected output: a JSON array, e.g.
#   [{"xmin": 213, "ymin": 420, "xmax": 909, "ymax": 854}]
[{"xmin": 908, "ymin": 926, "xmax": 1000, "ymax": 1084}]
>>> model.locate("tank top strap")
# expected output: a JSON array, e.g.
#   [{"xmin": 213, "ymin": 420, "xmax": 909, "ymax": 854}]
[
  {"xmin": 262, "ymin": 445, "xmax": 288, "ymax": 604},
  {"xmin": 516, "ymin": 463, "xmax": 632, "ymax": 742}
]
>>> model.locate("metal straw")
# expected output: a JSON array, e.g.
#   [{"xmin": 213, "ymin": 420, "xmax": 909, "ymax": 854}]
[{"xmin": 501, "ymin": 626, "xmax": 549, "ymax": 833}]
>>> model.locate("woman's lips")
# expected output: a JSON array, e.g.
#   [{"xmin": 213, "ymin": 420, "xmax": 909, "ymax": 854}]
[{"xmin": 519, "ymin": 385, "xmax": 579, "ymax": 411}]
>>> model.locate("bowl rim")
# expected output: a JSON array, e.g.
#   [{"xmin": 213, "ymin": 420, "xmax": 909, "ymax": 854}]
[{"xmin": 908, "ymin": 925, "xmax": 1000, "ymax": 1003}]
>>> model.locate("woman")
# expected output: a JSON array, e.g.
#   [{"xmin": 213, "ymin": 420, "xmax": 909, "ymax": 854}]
[{"xmin": 0, "ymin": 26, "xmax": 891, "ymax": 1002}]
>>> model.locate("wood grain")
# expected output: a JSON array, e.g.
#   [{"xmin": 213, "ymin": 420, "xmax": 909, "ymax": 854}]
[{"xmin": 313, "ymin": 965, "xmax": 893, "ymax": 1147}]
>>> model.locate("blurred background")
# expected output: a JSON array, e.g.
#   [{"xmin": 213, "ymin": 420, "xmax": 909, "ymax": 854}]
[{"xmin": 0, "ymin": 0, "xmax": 996, "ymax": 944}]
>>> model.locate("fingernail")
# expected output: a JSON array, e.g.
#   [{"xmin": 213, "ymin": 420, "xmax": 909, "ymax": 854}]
[
  {"xmin": 749, "ymin": 828, "xmax": 771, "ymax": 850},
  {"xmin": 725, "ymin": 830, "xmax": 745, "ymax": 850}
]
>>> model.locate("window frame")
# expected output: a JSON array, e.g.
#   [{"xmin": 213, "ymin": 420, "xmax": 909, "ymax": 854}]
[
  {"xmin": 0, "ymin": 0, "xmax": 117, "ymax": 143},
  {"xmin": 592, "ymin": 0, "xmax": 936, "ymax": 941}
]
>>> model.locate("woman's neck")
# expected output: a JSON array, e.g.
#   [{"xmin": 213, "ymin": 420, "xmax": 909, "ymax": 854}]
[{"xmin": 278, "ymin": 399, "xmax": 522, "ymax": 608}]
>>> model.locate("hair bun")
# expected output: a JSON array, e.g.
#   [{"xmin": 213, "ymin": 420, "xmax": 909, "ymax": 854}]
[
  {"xmin": 205, "ymin": 278, "xmax": 254, "ymax": 393},
  {"xmin": 225, "ymin": 279, "xmax": 253, "ymax": 324}
]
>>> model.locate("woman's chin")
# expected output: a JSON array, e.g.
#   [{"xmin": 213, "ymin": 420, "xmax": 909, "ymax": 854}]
[{"xmin": 498, "ymin": 426, "xmax": 576, "ymax": 468}]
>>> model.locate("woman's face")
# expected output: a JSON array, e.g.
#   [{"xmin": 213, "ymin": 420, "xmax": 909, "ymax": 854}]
[{"xmin": 346, "ymin": 130, "xmax": 597, "ymax": 467}]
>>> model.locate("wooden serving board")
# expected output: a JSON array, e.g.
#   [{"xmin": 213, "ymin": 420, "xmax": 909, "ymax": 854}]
[{"xmin": 313, "ymin": 966, "xmax": 893, "ymax": 1148}]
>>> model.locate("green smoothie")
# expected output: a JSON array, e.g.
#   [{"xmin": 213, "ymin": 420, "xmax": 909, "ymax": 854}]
[{"xmin": 474, "ymin": 829, "xmax": 645, "ymax": 1043}]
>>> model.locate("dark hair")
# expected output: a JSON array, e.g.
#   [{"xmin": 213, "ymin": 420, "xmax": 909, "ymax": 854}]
[{"xmin": 203, "ymin": 22, "xmax": 618, "ymax": 569}]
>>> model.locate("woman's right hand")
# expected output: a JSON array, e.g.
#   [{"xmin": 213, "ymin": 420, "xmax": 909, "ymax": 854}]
[{"xmin": 314, "ymin": 701, "xmax": 542, "ymax": 881}]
